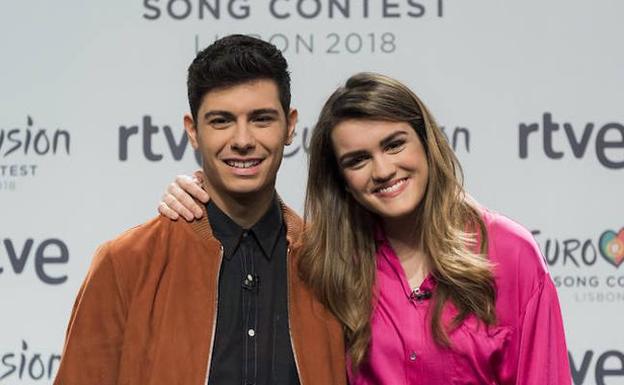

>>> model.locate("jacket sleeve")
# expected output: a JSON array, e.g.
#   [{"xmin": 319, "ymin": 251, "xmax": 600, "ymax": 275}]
[
  {"xmin": 507, "ymin": 276, "xmax": 572, "ymax": 385},
  {"xmin": 54, "ymin": 243, "xmax": 127, "ymax": 385}
]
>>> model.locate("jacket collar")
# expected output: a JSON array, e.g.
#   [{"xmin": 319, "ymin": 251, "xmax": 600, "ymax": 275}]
[
  {"xmin": 205, "ymin": 197, "xmax": 283, "ymax": 260},
  {"xmin": 189, "ymin": 183, "xmax": 303, "ymax": 250}
]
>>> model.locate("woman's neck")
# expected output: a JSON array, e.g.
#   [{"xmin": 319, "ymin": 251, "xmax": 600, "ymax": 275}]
[{"xmin": 382, "ymin": 212, "xmax": 431, "ymax": 288}]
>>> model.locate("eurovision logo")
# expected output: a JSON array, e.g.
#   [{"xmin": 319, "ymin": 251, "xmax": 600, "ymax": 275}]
[
  {"xmin": 537, "ymin": 227, "xmax": 624, "ymax": 302},
  {"xmin": 0, "ymin": 340, "xmax": 60, "ymax": 381},
  {"xmin": 599, "ymin": 228, "xmax": 624, "ymax": 268},
  {"xmin": 534, "ymin": 227, "xmax": 624, "ymax": 269},
  {"xmin": 0, "ymin": 116, "xmax": 71, "ymax": 191},
  {"xmin": 142, "ymin": 0, "xmax": 445, "ymax": 21}
]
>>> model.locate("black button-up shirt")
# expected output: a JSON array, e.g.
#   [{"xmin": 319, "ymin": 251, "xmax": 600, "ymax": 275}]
[{"xmin": 206, "ymin": 197, "xmax": 299, "ymax": 385}]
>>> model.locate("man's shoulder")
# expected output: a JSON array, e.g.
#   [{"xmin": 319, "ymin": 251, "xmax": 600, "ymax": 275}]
[
  {"xmin": 279, "ymin": 201, "xmax": 305, "ymax": 244},
  {"xmin": 108, "ymin": 215, "xmax": 173, "ymax": 250},
  {"xmin": 89, "ymin": 215, "xmax": 215, "ymax": 294},
  {"xmin": 101, "ymin": 215, "xmax": 201, "ymax": 268}
]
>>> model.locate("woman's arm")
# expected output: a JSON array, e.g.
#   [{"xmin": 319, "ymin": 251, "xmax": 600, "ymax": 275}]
[{"xmin": 158, "ymin": 171, "xmax": 208, "ymax": 221}]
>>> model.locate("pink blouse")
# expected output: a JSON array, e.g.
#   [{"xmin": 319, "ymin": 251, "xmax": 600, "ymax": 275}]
[{"xmin": 350, "ymin": 210, "xmax": 571, "ymax": 385}]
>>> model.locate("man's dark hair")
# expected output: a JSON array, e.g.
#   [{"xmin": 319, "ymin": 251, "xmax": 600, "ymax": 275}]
[{"xmin": 187, "ymin": 34, "xmax": 291, "ymax": 121}]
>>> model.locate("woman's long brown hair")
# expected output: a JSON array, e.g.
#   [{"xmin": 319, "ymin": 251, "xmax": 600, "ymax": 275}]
[{"xmin": 298, "ymin": 73, "xmax": 497, "ymax": 370}]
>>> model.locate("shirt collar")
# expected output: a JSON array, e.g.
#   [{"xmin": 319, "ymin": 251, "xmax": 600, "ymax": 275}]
[
  {"xmin": 206, "ymin": 196, "xmax": 283, "ymax": 261},
  {"xmin": 374, "ymin": 223, "xmax": 437, "ymax": 293}
]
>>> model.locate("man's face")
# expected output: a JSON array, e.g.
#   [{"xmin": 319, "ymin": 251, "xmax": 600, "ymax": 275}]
[{"xmin": 185, "ymin": 79, "xmax": 297, "ymax": 200}]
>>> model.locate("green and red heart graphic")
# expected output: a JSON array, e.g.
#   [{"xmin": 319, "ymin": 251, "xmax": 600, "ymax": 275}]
[{"xmin": 599, "ymin": 228, "xmax": 624, "ymax": 268}]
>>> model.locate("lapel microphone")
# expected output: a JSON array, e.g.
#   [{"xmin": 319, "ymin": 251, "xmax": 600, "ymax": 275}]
[
  {"xmin": 242, "ymin": 273, "xmax": 260, "ymax": 292},
  {"xmin": 409, "ymin": 288, "xmax": 432, "ymax": 301}
]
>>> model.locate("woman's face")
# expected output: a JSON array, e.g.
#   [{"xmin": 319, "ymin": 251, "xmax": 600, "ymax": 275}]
[{"xmin": 331, "ymin": 119, "xmax": 429, "ymax": 220}]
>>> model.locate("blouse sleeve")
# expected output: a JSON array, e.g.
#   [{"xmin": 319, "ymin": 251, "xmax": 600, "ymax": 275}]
[{"xmin": 505, "ymin": 275, "xmax": 572, "ymax": 385}]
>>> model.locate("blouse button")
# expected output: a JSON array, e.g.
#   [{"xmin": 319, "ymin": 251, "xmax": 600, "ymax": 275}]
[{"xmin": 409, "ymin": 351, "xmax": 417, "ymax": 361}]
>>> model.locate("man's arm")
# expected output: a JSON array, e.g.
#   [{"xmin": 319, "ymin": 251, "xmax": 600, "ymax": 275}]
[{"xmin": 54, "ymin": 243, "xmax": 127, "ymax": 385}]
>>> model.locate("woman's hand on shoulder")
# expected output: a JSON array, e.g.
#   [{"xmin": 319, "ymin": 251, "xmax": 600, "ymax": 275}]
[{"xmin": 158, "ymin": 170, "xmax": 209, "ymax": 221}]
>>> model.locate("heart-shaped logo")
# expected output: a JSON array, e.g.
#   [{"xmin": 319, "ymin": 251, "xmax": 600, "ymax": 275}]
[{"xmin": 599, "ymin": 228, "xmax": 624, "ymax": 268}]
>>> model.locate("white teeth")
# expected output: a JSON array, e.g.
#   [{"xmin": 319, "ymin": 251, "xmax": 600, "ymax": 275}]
[
  {"xmin": 377, "ymin": 179, "xmax": 406, "ymax": 194},
  {"xmin": 226, "ymin": 160, "xmax": 261, "ymax": 168}
]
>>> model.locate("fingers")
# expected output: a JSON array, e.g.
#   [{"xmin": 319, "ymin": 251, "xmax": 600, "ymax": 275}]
[
  {"xmin": 177, "ymin": 174, "xmax": 209, "ymax": 203},
  {"xmin": 158, "ymin": 201, "xmax": 180, "ymax": 220},
  {"xmin": 170, "ymin": 177, "xmax": 205, "ymax": 218},
  {"xmin": 161, "ymin": 190, "xmax": 197, "ymax": 221},
  {"xmin": 157, "ymin": 173, "xmax": 208, "ymax": 222},
  {"xmin": 193, "ymin": 169, "xmax": 205, "ymax": 184}
]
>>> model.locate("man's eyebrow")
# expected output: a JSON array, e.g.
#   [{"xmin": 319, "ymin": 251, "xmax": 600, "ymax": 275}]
[
  {"xmin": 203, "ymin": 110, "xmax": 236, "ymax": 121},
  {"xmin": 249, "ymin": 108, "xmax": 280, "ymax": 118}
]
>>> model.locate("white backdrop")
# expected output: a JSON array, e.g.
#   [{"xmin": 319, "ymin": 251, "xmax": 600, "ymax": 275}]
[{"xmin": 1, "ymin": 1, "xmax": 623, "ymax": 384}]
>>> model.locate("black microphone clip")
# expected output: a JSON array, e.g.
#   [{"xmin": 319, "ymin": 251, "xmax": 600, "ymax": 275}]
[
  {"xmin": 409, "ymin": 288, "xmax": 432, "ymax": 302},
  {"xmin": 242, "ymin": 273, "xmax": 260, "ymax": 292}
]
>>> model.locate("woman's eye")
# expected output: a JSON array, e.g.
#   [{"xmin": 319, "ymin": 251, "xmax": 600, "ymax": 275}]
[
  {"xmin": 343, "ymin": 156, "xmax": 368, "ymax": 169},
  {"xmin": 386, "ymin": 140, "xmax": 405, "ymax": 152}
]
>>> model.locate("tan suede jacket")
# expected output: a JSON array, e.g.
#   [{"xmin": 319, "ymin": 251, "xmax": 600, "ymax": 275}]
[{"xmin": 54, "ymin": 204, "xmax": 346, "ymax": 385}]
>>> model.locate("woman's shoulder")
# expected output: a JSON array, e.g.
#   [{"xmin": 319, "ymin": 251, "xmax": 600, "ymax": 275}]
[
  {"xmin": 481, "ymin": 209, "xmax": 536, "ymax": 250},
  {"xmin": 480, "ymin": 208, "xmax": 549, "ymax": 291}
]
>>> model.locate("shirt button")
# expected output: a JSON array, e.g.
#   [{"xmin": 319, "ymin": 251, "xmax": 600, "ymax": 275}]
[
  {"xmin": 247, "ymin": 274, "xmax": 254, "ymax": 282},
  {"xmin": 409, "ymin": 351, "xmax": 417, "ymax": 361},
  {"xmin": 248, "ymin": 329, "xmax": 255, "ymax": 337}
]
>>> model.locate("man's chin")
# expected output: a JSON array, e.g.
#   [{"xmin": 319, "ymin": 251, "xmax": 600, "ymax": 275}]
[
  {"xmin": 221, "ymin": 182, "xmax": 273, "ymax": 198},
  {"xmin": 203, "ymin": 173, "xmax": 276, "ymax": 201}
]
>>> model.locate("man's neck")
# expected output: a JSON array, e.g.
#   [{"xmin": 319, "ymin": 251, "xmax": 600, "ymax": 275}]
[{"xmin": 204, "ymin": 185, "xmax": 276, "ymax": 229}]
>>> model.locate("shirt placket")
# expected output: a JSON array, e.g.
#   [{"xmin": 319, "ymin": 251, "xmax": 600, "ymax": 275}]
[
  {"xmin": 381, "ymin": 242, "xmax": 429, "ymax": 385},
  {"xmin": 408, "ymin": 295, "xmax": 429, "ymax": 385},
  {"xmin": 241, "ymin": 232, "xmax": 258, "ymax": 385}
]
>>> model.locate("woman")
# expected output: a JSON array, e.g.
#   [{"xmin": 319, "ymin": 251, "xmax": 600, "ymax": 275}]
[{"xmin": 159, "ymin": 73, "xmax": 571, "ymax": 384}]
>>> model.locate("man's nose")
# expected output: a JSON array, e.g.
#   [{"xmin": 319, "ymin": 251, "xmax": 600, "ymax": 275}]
[{"xmin": 230, "ymin": 123, "xmax": 256, "ymax": 153}]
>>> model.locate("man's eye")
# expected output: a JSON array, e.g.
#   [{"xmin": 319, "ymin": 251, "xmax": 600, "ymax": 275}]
[
  {"xmin": 209, "ymin": 118, "xmax": 230, "ymax": 126},
  {"xmin": 254, "ymin": 115, "xmax": 275, "ymax": 124}
]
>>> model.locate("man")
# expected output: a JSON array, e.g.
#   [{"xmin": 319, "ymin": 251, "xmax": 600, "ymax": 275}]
[{"xmin": 54, "ymin": 35, "xmax": 346, "ymax": 385}]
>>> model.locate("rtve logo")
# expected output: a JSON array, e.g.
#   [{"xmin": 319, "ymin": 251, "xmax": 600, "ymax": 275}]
[
  {"xmin": 518, "ymin": 113, "xmax": 624, "ymax": 169},
  {"xmin": 118, "ymin": 115, "xmax": 470, "ymax": 162},
  {"xmin": 0, "ymin": 238, "xmax": 69, "ymax": 284},
  {"xmin": 118, "ymin": 115, "xmax": 201, "ymax": 165}
]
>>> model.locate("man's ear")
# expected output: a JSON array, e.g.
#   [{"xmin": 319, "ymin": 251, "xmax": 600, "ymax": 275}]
[
  {"xmin": 285, "ymin": 108, "xmax": 298, "ymax": 145},
  {"xmin": 184, "ymin": 113, "xmax": 199, "ymax": 149}
]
